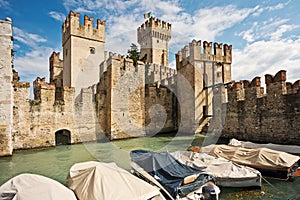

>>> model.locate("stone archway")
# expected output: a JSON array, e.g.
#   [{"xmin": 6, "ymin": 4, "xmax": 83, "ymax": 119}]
[{"xmin": 55, "ymin": 129, "xmax": 71, "ymax": 146}]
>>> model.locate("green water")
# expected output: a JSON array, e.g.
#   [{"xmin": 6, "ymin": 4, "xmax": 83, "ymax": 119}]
[{"xmin": 0, "ymin": 133, "xmax": 299, "ymax": 200}]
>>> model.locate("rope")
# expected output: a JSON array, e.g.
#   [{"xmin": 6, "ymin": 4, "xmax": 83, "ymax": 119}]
[{"xmin": 262, "ymin": 176, "xmax": 275, "ymax": 188}]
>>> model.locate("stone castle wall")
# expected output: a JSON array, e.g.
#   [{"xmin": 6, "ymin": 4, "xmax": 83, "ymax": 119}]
[
  {"xmin": 222, "ymin": 70, "xmax": 300, "ymax": 145},
  {"xmin": 2, "ymin": 11, "xmax": 300, "ymax": 157},
  {"xmin": 0, "ymin": 18, "xmax": 13, "ymax": 156},
  {"xmin": 97, "ymin": 53, "xmax": 146, "ymax": 140},
  {"xmin": 145, "ymin": 75, "xmax": 178, "ymax": 135},
  {"xmin": 11, "ymin": 71, "xmax": 100, "ymax": 150},
  {"xmin": 145, "ymin": 63, "xmax": 176, "ymax": 84}
]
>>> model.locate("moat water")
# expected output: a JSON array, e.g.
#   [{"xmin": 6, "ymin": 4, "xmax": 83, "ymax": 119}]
[{"xmin": 0, "ymin": 133, "xmax": 299, "ymax": 199}]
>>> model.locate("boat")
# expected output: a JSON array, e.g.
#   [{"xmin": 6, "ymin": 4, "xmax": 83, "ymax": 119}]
[
  {"xmin": 171, "ymin": 151, "xmax": 261, "ymax": 188},
  {"xmin": 0, "ymin": 173, "xmax": 77, "ymax": 200},
  {"xmin": 229, "ymin": 138, "xmax": 300, "ymax": 155},
  {"xmin": 130, "ymin": 149, "xmax": 220, "ymax": 200},
  {"xmin": 66, "ymin": 161, "xmax": 165, "ymax": 200},
  {"xmin": 200, "ymin": 144, "xmax": 300, "ymax": 180}
]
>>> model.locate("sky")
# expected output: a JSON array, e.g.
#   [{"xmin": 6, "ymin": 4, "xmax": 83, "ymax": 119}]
[{"xmin": 1, "ymin": 0, "xmax": 300, "ymax": 89}]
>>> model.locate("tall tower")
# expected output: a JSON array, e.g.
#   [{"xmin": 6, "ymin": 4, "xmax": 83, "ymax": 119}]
[
  {"xmin": 0, "ymin": 18, "xmax": 13, "ymax": 156},
  {"xmin": 62, "ymin": 11, "xmax": 106, "ymax": 97},
  {"xmin": 176, "ymin": 40, "xmax": 232, "ymax": 133},
  {"xmin": 137, "ymin": 17, "xmax": 171, "ymax": 66}
]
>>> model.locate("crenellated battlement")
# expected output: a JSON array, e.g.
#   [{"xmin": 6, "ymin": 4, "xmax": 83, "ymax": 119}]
[
  {"xmin": 145, "ymin": 63, "xmax": 177, "ymax": 84},
  {"xmin": 265, "ymin": 70, "xmax": 286, "ymax": 85},
  {"xmin": 62, "ymin": 10, "xmax": 106, "ymax": 45},
  {"xmin": 177, "ymin": 39, "xmax": 232, "ymax": 64},
  {"xmin": 49, "ymin": 51, "xmax": 63, "ymax": 84},
  {"xmin": 228, "ymin": 70, "xmax": 300, "ymax": 102},
  {"xmin": 223, "ymin": 70, "xmax": 300, "ymax": 145},
  {"xmin": 107, "ymin": 52, "xmax": 136, "ymax": 72},
  {"xmin": 137, "ymin": 17, "xmax": 171, "ymax": 66},
  {"xmin": 108, "ymin": 51, "xmax": 127, "ymax": 60},
  {"xmin": 31, "ymin": 77, "xmax": 76, "ymax": 105},
  {"xmin": 138, "ymin": 16, "xmax": 171, "ymax": 32},
  {"xmin": 49, "ymin": 51, "xmax": 61, "ymax": 62}
]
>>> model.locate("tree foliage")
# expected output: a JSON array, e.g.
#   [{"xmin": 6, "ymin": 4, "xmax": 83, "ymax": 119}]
[{"xmin": 127, "ymin": 43, "xmax": 146, "ymax": 66}]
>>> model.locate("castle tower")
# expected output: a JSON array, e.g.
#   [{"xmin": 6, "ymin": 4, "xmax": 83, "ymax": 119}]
[
  {"xmin": 62, "ymin": 11, "xmax": 106, "ymax": 97},
  {"xmin": 49, "ymin": 52, "xmax": 63, "ymax": 100},
  {"xmin": 0, "ymin": 18, "xmax": 13, "ymax": 156},
  {"xmin": 137, "ymin": 17, "xmax": 171, "ymax": 66},
  {"xmin": 176, "ymin": 40, "xmax": 232, "ymax": 133}
]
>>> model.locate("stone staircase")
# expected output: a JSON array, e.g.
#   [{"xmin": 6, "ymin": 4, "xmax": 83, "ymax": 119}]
[{"xmin": 195, "ymin": 117, "xmax": 212, "ymax": 134}]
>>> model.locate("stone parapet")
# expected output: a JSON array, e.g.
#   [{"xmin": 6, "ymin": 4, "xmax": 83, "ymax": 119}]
[
  {"xmin": 176, "ymin": 39, "xmax": 232, "ymax": 67},
  {"xmin": 145, "ymin": 63, "xmax": 177, "ymax": 84},
  {"xmin": 62, "ymin": 10, "xmax": 106, "ymax": 45},
  {"xmin": 222, "ymin": 70, "xmax": 300, "ymax": 145},
  {"xmin": 137, "ymin": 17, "xmax": 171, "ymax": 44}
]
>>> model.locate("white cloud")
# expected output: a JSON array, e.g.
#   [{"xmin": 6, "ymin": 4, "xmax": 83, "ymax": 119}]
[
  {"xmin": 12, "ymin": 28, "xmax": 57, "ymax": 85},
  {"xmin": 267, "ymin": 0, "xmax": 291, "ymax": 11},
  {"xmin": 0, "ymin": 0, "xmax": 9, "ymax": 8},
  {"xmin": 165, "ymin": 5, "xmax": 257, "ymax": 53},
  {"xmin": 63, "ymin": 0, "xmax": 83, "ymax": 11},
  {"xmin": 13, "ymin": 27, "xmax": 47, "ymax": 48},
  {"xmin": 238, "ymin": 18, "xmax": 299, "ymax": 43},
  {"xmin": 252, "ymin": 1, "xmax": 291, "ymax": 17},
  {"xmin": 102, "ymin": 2, "xmax": 255, "ymax": 57},
  {"xmin": 232, "ymin": 38, "xmax": 300, "ymax": 84},
  {"xmin": 14, "ymin": 47, "xmax": 56, "ymax": 84},
  {"xmin": 49, "ymin": 11, "xmax": 66, "ymax": 22},
  {"xmin": 270, "ymin": 24, "xmax": 299, "ymax": 41}
]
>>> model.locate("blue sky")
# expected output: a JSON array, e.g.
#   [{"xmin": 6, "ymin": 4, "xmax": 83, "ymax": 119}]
[{"xmin": 1, "ymin": 0, "xmax": 300, "ymax": 87}]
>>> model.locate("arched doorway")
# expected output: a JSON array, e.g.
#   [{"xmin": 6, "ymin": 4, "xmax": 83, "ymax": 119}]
[{"xmin": 55, "ymin": 129, "xmax": 71, "ymax": 146}]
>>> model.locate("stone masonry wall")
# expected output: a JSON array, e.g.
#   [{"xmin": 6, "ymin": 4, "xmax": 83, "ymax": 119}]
[
  {"xmin": 145, "ymin": 82, "xmax": 177, "ymax": 135},
  {"xmin": 0, "ymin": 18, "xmax": 13, "ymax": 156},
  {"xmin": 222, "ymin": 70, "xmax": 300, "ymax": 145},
  {"xmin": 99, "ymin": 53, "xmax": 146, "ymax": 140},
  {"xmin": 176, "ymin": 40, "xmax": 232, "ymax": 133},
  {"xmin": 12, "ymin": 73, "xmax": 101, "ymax": 150}
]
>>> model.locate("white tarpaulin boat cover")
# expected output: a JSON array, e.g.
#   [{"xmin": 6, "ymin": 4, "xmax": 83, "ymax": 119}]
[
  {"xmin": 171, "ymin": 151, "xmax": 261, "ymax": 187},
  {"xmin": 229, "ymin": 138, "xmax": 300, "ymax": 154},
  {"xmin": 201, "ymin": 144, "xmax": 300, "ymax": 169},
  {"xmin": 0, "ymin": 173, "xmax": 77, "ymax": 200},
  {"xmin": 66, "ymin": 161, "xmax": 164, "ymax": 200}
]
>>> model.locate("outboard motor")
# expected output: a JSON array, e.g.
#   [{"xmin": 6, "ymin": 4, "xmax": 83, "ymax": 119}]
[{"xmin": 201, "ymin": 185, "xmax": 217, "ymax": 200}]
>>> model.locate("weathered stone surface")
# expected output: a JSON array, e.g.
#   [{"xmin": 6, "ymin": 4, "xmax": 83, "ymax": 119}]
[
  {"xmin": 0, "ymin": 18, "xmax": 13, "ymax": 156},
  {"xmin": 222, "ymin": 72, "xmax": 300, "ymax": 145},
  {"xmin": 176, "ymin": 40, "xmax": 232, "ymax": 133}
]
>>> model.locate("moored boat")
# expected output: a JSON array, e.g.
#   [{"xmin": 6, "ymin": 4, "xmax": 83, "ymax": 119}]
[
  {"xmin": 200, "ymin": 144, "xmax": 300, "ymax": 180},
  {"xmin": 130, "ymin": 149, "xmax": 220, "ymax": 200},
  {"xmin": 171, "ymin": 151, "xmax": 261, "ymax": 188},
  {"xmin": 0, "ymin": 173, "xmax": 77, "ymax": 200},
  {"xmin": 66, "ymin": 161, "xmax": 165, "ymax": 200},
  {"xmin": 229, "ymin": 138, "xmax": 300, "ymax": 155}
]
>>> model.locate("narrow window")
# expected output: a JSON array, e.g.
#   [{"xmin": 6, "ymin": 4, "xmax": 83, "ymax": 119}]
[{"xmin": 90, "ymin": 47, "xmax": 95, "ymax": 54}]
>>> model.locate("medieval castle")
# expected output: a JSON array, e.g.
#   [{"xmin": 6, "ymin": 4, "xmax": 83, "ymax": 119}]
[{"xmin": 0, "ymin": 11, "xmax": 299, "ymax": 157}]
